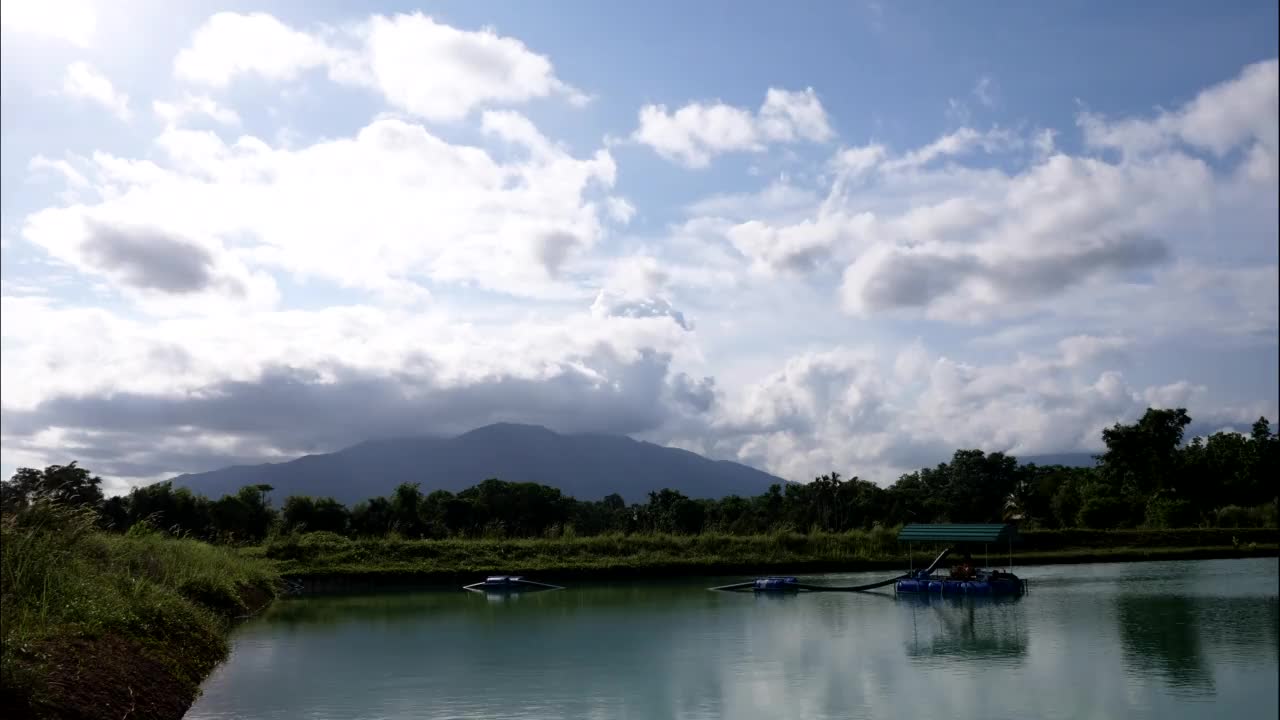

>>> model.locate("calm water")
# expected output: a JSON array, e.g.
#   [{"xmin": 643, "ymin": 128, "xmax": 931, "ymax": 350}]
[{"xmin": 186, "ymin": 558, "xmax": 1278, "ymax": 720}]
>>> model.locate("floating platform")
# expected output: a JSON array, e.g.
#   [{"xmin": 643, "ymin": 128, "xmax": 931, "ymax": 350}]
[
  {"xmin": 895, "ymin": 570, "xmax": 1026, "ymax": 596},
  {"xmin": 462, "ymin": 576, "xmax": 565, "ymax": 593},
  {"xmin": 754, "ymin": 576, "xmax": 801, "ymax": 592}
]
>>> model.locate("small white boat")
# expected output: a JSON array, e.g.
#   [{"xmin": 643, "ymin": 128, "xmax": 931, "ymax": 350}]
[{"xmin": 462, "ymin": 575, "xmax": 565, "ymax": 593}]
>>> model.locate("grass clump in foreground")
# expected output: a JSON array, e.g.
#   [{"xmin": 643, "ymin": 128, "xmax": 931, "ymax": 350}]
[
  {"xmin": 257, "ymin": 527, "xmax": 1280, "ymax": 580},
  {"xmin": 1, "ymin": 504, "xmax": 279, "ymax": 720}
]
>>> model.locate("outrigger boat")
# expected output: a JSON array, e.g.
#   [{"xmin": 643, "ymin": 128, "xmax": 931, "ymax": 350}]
[
  {"xmin": 462, "ymin": 575, "xmax": 565, "ymax": 593},
  {"xmin": 894, "ymin": 524, "xmax": 1027, "ymax": 596},
  {"xmin": 710, "ymin": 524, "xmax": 1028, "ymax": 596}
]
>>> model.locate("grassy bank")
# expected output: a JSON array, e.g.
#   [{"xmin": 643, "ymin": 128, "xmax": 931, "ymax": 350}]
[
  {"xmin": 1, "ymin": 506, "xmax": 279, "ymax": 720},
  {"xmin": 258, "ymin": 527, "xmax": 1279, "ymax": 587}
]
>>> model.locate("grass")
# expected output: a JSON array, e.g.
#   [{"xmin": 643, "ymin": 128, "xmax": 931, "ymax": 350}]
[
  {"xmin": 1, "ymin": 505, "xmax": 279, "ymax": 720},
  {"xmin": 258, "ymin": 527, "xmax": 1279, "ymax": 584}
]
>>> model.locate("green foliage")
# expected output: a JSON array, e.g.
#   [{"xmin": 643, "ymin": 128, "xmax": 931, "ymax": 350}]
[
  {"xmin": 1144, "ymin": 495, "xmax": 1201, "ymax": 529},
  {"xmin": 261, "ymin": 526, "xmax": 1278, "ymax": 579},
  {"xmin": 0, "ymin": 499, "xmax": 278, "ymax": 713},
  {"xmin": 0, "ymin": 462, "xmax": 104, "ymax": 513},
  {"xmin": 1214, "ymin": 503, "xmax": 1279, "ymax": 529},
  {"xmin": 1078, "ymin": 495, "xmax": 1134, "ymax": 529},
  {"xmin": 1099, "ymin": 407, "xmax": 1192, "ymax": 498}
]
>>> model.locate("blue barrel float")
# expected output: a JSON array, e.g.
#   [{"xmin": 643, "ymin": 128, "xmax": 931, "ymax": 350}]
[
  {"xmin": 895, "ymin": 569, "xmax": 1026, "ymax": 596},
  {"xmin": 753, "ymin": 576, "xmax": 801, "ymax": 592}
]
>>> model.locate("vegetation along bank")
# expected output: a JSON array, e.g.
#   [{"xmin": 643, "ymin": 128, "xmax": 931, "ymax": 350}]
[{"xmin": 0, "ymin": 496, "xmax": 278, "ymax": 720}]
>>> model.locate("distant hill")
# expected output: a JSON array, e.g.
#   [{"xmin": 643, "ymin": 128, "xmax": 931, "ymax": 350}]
[
  {"xmin": 1020, "ymin": 453, "xmax": 1098, "ymax": 468},
  {"xmin": 170, "ymin": 423, "xmax": 786, "ymax": 504}
]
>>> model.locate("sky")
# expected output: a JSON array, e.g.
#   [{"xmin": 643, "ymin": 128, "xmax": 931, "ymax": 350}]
[{"xmin": 1, "ymin": 0, "xmax": 1277, "ymax": 496}]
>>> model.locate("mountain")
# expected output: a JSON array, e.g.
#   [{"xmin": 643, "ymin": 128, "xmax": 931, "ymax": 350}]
[
  {"xmin": 169, "ymin": 423, "xmax": 786, "ymax": 504},
  {"xmin": 1020, "ymin": 453, "xmax": 1098, "ymax": 468}
]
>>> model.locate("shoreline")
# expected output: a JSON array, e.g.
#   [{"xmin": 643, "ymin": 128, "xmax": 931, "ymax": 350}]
[{"xmin": 279, "ymin": 544, "xmax": 1279, "ymax": 594}]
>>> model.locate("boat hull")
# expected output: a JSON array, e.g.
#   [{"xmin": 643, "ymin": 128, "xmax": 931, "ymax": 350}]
[{"xmin": 896, "ymin": 576, "xmax": 1026, "ymax": 595}]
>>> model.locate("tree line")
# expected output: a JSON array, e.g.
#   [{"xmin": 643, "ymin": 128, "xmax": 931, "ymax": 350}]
[{"xmin": 2, "ymin": 408, "xmax": 1276, "ymax": 543}]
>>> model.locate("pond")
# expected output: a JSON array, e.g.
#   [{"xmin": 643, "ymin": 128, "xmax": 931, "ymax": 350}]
[{"xmin": 185, "ymin": 558, "xmax": 1279, "ymax": 720}]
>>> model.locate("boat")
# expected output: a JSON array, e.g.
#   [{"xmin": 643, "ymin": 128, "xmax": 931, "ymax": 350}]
[
  {"xmin": 709, "ymin": 523, "xmax": 1030, "ymax": 596},
  {"xmin": 894, "ymin": 568, "xmax": 1027, "ymax": 596},
  {"xmin": 893, "ymin": 524, "xmax": 1027, "ymax": 596},
  {"xmin": 462, "ymin": 575, "xmax": 565, "ymax": 593}
]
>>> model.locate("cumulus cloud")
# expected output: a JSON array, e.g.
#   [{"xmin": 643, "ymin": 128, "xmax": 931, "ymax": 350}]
[
  {"xmin": 152, "ymin": 94, "xmax": 241, "ymax": 126},
  {"xmin": 1077, "ymin": 58, "xmax": 1278, "ymax": 161},
  {"xmin": 78, "ymin": 221, "xmax": 225, "ymax": 294},
  {"xmin": 632, "ymin": 88, "xmax": 834, "ymax": 168},
  {"xmin": 173, "ymin": 11, "xmax": 586, "ymax": 122},
  {"xmin": 677, "ymin": 338, "xmax": 1273, "ymax": 483},
  {"xmin": 702, "ymin": 92, "xmax": 1265, "ymax": 321},
  {"xmin": 173, "ymin": 12, "xmax": 346, "ymax": 87},
  {"xmin": 21, "ymin": 212, "xmax": 276, "ymax": 308},
  {"xmin": 1, "ymin": 0, "xmax": 95, "ymax": 46},
  {"xmin": 0, "ymin": 294, "xmax": 695, "ymax": 479},
  {"xmin": 21, "ymin": 112, "xmax": 619, "ymax": 299},
  {"xmin": 839, "ymin": 232, "xmax": 1170, "ymax": 317},
  {"xmin": 61, "ymin": 62, "xmax": 130, "ymax": 120},
  {"xmin": 2, "ymin": 17, "xmax": 1275, "ymax": 494}
]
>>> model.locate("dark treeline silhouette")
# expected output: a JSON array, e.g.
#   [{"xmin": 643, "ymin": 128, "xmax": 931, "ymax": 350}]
[{"xmin": 3, "ymin": 409, "xmax": 1276, "ymax": 543}]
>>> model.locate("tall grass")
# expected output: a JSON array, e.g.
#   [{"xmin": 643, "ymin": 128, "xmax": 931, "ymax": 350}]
[
  {"xmin": 258, "ymin": 525, "xmax": 1279, "ymax": 578},
  {"xmin": 1, "ymin": 503, "xmax": 278, "ymax": 715},
  {"xmin": 263, "ymin": 525, "xmax": 907, "ymax": 575}
]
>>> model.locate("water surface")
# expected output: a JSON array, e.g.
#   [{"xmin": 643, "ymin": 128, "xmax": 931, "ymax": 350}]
[{"xmin": 187, "ymin": 558, "xmax": 1279, "ymax": 719}]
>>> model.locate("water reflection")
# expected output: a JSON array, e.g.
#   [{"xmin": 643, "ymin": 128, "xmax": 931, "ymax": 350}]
[
  {"xmin": 899, "ymin": 594, "xmax": 1028, "ymax": 664},
  {"xmin": 1116, "ymin": 593, "xmax": 1280, "ymax": 699},
  {"xmin": 187, "ymin": 560, "xmax": 1279, "ymax": 720},
  {"xmin": 1116, "ymin": 594, "xmax": 1213, "ymax": 696}
]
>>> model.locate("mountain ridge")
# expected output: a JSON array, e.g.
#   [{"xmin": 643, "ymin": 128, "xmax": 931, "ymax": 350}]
[{"xmin": 170, "ymin": 422, "xmax": 786, "ymax": 504}]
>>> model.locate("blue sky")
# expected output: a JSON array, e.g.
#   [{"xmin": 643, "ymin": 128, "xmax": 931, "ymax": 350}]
[{"xmin": 2, "ymin": 1, "xmax": 1277, "ymax": 494}]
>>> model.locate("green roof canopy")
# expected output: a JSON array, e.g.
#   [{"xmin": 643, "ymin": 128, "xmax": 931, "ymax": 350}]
[{"xmin": 897, "ymin": 524, "xmax": 1019, "ymax": 545}]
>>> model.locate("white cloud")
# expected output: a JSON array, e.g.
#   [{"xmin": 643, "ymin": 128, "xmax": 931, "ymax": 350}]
[
  {"xmin": 2, "ymin": 17, "xmax": 1275, "ymax": 494},
  {"xmin": 21, "ymin": 213, "xmax": 279, "ymax": 311},
  {"xmin": 686, "ymin": 180, "xmax": 821, "ymax": 221},
  {"xmin": 173, "ymin": 11, "xmax": 585, "ymax": 122},
  {"xmin": 606, "ymin": 197, "xmax": 637, "ymax": 224},
  {"xmin": 973, "ymin": 75, "xmax": 997, "ymax": 108},
  {"xmin": 174, "ymin": 12, "xmax": 340, "ymax": 87},
  {"xmin": 0, "ymin": 293, "xmax": 696, "ymax": 482},
  {"xmin": 1078, "ymin": 58, "xmax": 1278, "ymax": 160},
  {"xmin": 1, "ymin": 0, "xmax": 95, "ymax": 46},
  {"xmin": 354, "ymin": 13, "xmax": 586, "ymax": 122},
  {"xmin": 21, "ymin": 112, "xmax": 620, "ymax": 301},
  {"xmin": 699, "ymin": 113, "xmax": 1261, "ymax": 322},
  {"xmin": 153, "ymin": 95, "xmax": 241, "ymax": 127},
  {"xmin": 674, "ymin": 338, "xmax": 1257, "ymax": 483},
  {"xmin": 883, "ymin": 127, "xmax": 1018, "ymax": 171},
  {"xmin": 833, "ymin": 144, "xmax": 888, "ymax": 177},
  {"xmin": 61, "ymin": 62, "xmax": 130, "ymax": 120},
  {"xmin": 632, "ymin": 88, "xmax": 834, "ymax": 168},
  {"xmin": 28, "ymin": 154, "xmax": 89, "ymax": 189},
  {"xmin": 945, "ymin": 75, "xmax": 998, "ymax": 125}
]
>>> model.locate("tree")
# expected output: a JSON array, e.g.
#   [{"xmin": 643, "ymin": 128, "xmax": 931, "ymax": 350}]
[
  {"xmin": 126, "ymin": 481, "xmax": 213, "ymax": 537},
  {"xmin": 1099, "ymin": 408, "xmax": 1192, "ymax": 498},
  {"xmin": 349, "ymin": 497, "xmax": 394, "ymax": 537},
  {"xmin": 209, "ymin": 485, "xmax": 278, "ymax": 543},
  {"xmin": 645, "ymin": 488, "xmax": 705, "ymax": 534},
  {"xmin": 1, "ymin": 462, "xmax": 105, "ymax": 512},
  {"xmin": 389, "ymin": 482, "xmax": 426, "ymax": 537}
]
